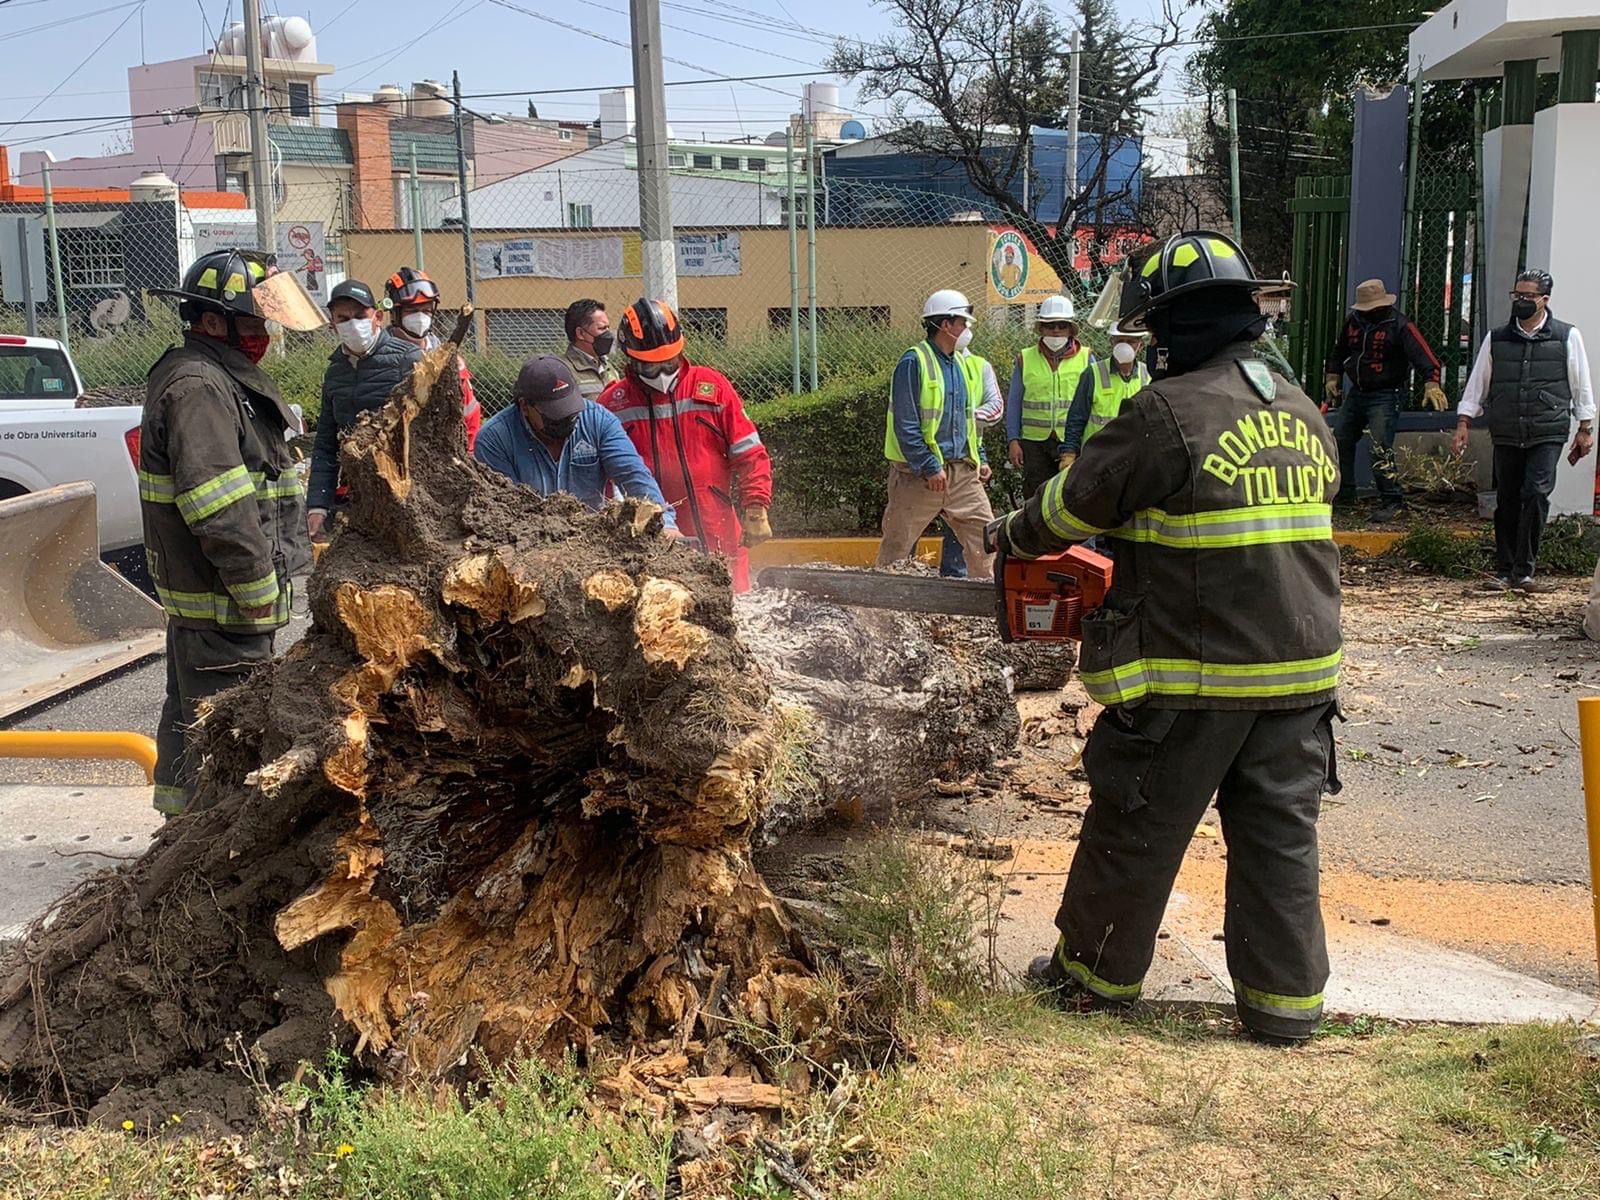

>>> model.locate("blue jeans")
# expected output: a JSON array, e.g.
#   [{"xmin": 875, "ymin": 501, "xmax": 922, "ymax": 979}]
[
  {"xmin": 1334, "ymin": 388, "xmax": 1402, "ymax": 504},
  {"xmin": 940, "ymin": 520, "xmax": 967, "ymax": 577}
]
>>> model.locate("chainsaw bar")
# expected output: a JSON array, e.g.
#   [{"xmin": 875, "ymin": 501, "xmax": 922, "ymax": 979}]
[{"xmin": 756, "ymin": 567, "xmax": 998, "ymax": 619}]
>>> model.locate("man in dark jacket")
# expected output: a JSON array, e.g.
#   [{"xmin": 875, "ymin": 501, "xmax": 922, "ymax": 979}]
[
  {"xmin": 142, "ymin": 248, "xmax": 323, "ymax": 815},
  {"xmin": 1323, "ymin": 278, "xmax": 1448, "ymax": 522},
  {"xmin": 1001, "ymin": 231, "xmax": 1343, "ymax": 1044},
  {"xmin": 1452, "ymin": 269, "xmax": 1595, "ymax": 592},
  {"xmin": 306, "ymin": 279, "xmax": 422, "ymax": 538}
]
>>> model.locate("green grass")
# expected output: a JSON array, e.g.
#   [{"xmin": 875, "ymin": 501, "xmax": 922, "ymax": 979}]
[{"xmin": 1391, "ymin": 515, "xmax": 1599, "ymax": 578}]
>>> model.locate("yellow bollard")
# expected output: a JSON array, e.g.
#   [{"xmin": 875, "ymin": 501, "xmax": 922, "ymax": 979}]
[
  {"xmin": 1577, "ymin": 698, "xmax": 1600, "ymax": 986},
  {"xmin": 0, "ymin": 730, "xmax": 158, "ymax": 784}
]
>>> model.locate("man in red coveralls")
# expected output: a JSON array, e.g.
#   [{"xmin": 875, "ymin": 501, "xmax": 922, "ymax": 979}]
[{"xmin": 600, "ymin": 298, "xmax": 774, "ymax": 590}]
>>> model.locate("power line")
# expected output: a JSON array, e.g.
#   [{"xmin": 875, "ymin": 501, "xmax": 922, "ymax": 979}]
[{"xmin": 0, "ymin": 2, "xmax": 146, "ymax": 141}]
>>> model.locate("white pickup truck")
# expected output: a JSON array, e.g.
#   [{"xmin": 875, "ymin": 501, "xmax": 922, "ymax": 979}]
[{"xmin": 0, "ymin": 335, "xmax": 144, "ymax": 575}]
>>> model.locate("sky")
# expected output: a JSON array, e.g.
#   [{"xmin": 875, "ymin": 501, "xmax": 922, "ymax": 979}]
[{"xmin": 0, "ymin": 0, "xmax": 1197, "ymax": 166}]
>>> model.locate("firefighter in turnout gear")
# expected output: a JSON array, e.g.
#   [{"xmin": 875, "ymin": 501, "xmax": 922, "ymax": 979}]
[
  {"xmin": 997, "ymin": 231, "xmax": 1344, "ymax": 1043},
  {"xmin": 141, "ymin": 249, "xmax": 324, "ymax": 815}
]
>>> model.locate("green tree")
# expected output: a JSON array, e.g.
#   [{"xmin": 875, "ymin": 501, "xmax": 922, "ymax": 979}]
[
  {"xmin": 1189, "ymin": 0, "xmax": 1475, "ymax": 273},
  {"xmin": 1074, "ymin": 0, "xmax": 1162, "ymax": 135}
]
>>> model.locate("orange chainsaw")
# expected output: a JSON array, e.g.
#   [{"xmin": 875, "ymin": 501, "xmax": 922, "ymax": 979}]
[{"xmin": 757, "ymin": 544, "xmax": 1113, "ymax": 643}]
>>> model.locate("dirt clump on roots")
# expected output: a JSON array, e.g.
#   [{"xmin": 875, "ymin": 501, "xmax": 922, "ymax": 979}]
[{"xmin": 0, "ymin": 323, "xmax": 918, "ymax": 1130}]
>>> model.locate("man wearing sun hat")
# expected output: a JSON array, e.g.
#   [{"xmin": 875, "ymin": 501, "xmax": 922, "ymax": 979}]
[
  {"xmin": 1322, "ymin": 277, "xmax": 1448, "ymax": 523},
  {"xmin": 474, "ymin": 353, "xmax": 677, "ymax": 532}
]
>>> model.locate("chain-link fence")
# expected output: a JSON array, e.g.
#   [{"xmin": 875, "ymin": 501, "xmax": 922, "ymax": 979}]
[{"xmin": 0, "ymin": 156, "xmax": 1141, "ymax": 420}]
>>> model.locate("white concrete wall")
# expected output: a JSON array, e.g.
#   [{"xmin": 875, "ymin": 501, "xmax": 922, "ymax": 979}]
[
  {"xmin": 1480, "ymin": 124, "xmax": 1533, "ymax": 344},
  {"xmin": 1526, "ymin": 103, "xmax": 1600, "ymax": 518}
]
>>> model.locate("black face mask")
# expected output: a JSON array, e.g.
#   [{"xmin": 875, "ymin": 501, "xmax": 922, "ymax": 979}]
[
  {"xmin": 1512, "ymin": 297, "xmax": 1540, "ymax": 321},
  {"xmin": 591, "ymin": 331, "xmax": 615, "ymax": 358},
  {"xmin": 543, "ymin": 412, "xmax": 579, "ymax": 442}
]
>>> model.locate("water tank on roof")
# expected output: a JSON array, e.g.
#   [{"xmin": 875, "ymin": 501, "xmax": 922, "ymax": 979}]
[
  {"xmin": 282, "ymin": 16, "xmax": 314, "ymax": 52},
  {"xmin": 374, "ymin": 84, "xmax": 406, "ymax": 114},
  {"xmin": 839, "ymin": 120, "xmax": 866, "ymax": 140},
  {"xmin": 803, "ymin": 82, "xmax": 840, "ymax": 120},
  {"xmin": 129, "ymin": 171, "xmax": 181, "ymax": 203},
  {"xmin": 411, "ymin": 80, "xmax": 451, "ymax": 118},
  {"xmin": 764, "ymin": 131, "xmax": 788, "ymax": 146},
  {"xmin": 219, "ymin": 21, "xmax": 245, "ymax": 55}
]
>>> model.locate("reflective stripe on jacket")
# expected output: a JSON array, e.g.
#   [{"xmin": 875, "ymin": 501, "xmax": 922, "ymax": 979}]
[
  {"xmin": 140, "ymin": 334, "xmax": 309, "ymax": 633},
  {"xmin": 1017, "ymin": 343, "xmax": 1092, "ymax": 441},
  {"xmin": 1082, "ymin": 359, "xmax": 1149, "ymax": 445},
  {"xmin": 600, "ymin": 364, "xmax": 772, "ymax": 591},
  {"xmin": 884, "ymin": 342, "xmax": 986, "ymax": 468},
  {"xmin": 1005, "ymin": 346, "xmax": 1342, "ymax": 711}
]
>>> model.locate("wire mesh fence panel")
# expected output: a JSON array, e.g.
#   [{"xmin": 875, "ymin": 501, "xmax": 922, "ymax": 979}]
[{"xmin": 1401, "ymin": 164, "xmax": 1475, "ymax": 405}]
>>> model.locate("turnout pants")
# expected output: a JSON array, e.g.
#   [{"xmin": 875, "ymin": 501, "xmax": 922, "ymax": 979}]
[
  {"xmin": 1491, "ymin": 441, "xmax": 1563, "ymax": 581},
  {"xmin": 1052, "ymin": 701, "xmax": 1339, "ymax": 1040},
  {"xmin": 1021, "ymin": 434, "xmax": 1065, "ymax": 501},
  {"xmin": 153, "ymin": 625, "xmax": 273, "ymax": 815},
  {"xmin": 876, "ymin": 461, "xmax": 996, "ymax": 580}
]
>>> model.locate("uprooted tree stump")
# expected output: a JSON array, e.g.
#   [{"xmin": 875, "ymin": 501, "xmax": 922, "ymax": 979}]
[{"xmin": 0, "ymin": 333, "xmax": 1015, "ymax": 1129}]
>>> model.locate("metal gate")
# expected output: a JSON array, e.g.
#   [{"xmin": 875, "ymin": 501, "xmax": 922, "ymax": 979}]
[{"xmin": 1285, "ymin": 176, "xmax": 1350, "ymax": 389}]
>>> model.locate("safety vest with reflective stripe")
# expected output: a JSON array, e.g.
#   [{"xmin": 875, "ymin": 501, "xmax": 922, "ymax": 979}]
[
  {"xmin": 884, "ymin": 342, "xmax": 986, "ymax": 467},
  {"xmin": 1018, "ymin": 343, "xmax": 1092, "ymax": 441},
  {"xmin": 1018, "ymin": 349, "xmax": 1342, "ymax": 712},
  {"xmin": 1082, "ymin": 359, "xmax": 1149, "ymax": 445}
]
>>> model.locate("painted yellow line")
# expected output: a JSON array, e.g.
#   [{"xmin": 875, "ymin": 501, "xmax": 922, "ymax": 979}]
[
  {"xmin": 750, "ymin": 537, "xmax": 942, "ymax": 569},
  {"xmin": 0, "ymin": 730, "xmax": 159, "ymax": 783}
]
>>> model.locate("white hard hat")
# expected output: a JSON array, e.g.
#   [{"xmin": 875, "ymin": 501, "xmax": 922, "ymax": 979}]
[
  {"xmin": 923, "ymin": 289, "xmax": 974, "ymax": 321},
  {"xmin": 1037, "ymin": 294, "xmax": 1076, "ymax": 323}
]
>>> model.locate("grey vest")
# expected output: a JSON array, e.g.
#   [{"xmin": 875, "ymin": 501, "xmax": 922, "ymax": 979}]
[{"xmin": 1487, "ymin": 317, "xmax": 1573, "ymax": 447}]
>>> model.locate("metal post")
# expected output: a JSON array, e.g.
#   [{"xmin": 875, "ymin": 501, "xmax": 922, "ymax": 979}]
[
  {"xmin": 409, "ymin": 143, "xmax": 425, "ymax": 270},
  {"xmin": 1401, "ymin": 71, "xmax": 1423, "ymax": 310},
  {"xmin": 804, "ymin": 120, "xmax": 819, "ymax": 393},
  {"xmin": 14, "ymin": 218, "xmax": 37, "ymax": 338},
  {"xmin": 1575, "ymin": 697, "xmax": 1600, "ymax": 987},
  {"xmin": 786, "ymin": 125, "xmax": 800, "ymax": 393},
  {"xmin": 1227, "ymin": 88, "xmax": 1243, "ymax": 240},
  {"xmin": 1066, "ymin": 30, "xmax": 1081, "ymax": 228},
  {"xmin": 42, "ymin": 163, "xmax": 69, "ymax": 351},
  {"xmin": 242, "ymin": 0, "xmax": 276, "ymax": 254},
  {"xmin": 630, "ymin": 0, "xmax": 678, "ymax": 306},
  {"xmin": 452, "ymin": 71, "xmax": 477, "ymax": 318}
]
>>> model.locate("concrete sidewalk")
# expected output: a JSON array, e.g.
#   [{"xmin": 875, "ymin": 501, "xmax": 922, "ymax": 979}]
[
  {"xmin": 989, "ymin": 841, "xmax": 1599, "ymax": 1026},
  {"xmin": 1, "ymin": 784, "xmax": 159, "ymax": 949}
]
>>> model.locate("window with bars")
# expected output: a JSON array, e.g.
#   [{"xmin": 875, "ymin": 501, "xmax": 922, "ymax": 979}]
[
  {"xmin": 199, "ymin": 72, "xmax": 245, "ymax": 110},
  {"xmin": 692, "ymin": 154, "xmax": 714, "ymax": 170},
  {"xmin": 59, "ymin": 228, "xmax": 125, "ymax": 289},
  {"xmin": 767, "ymin": 305, "xmax": 890, "ymax": 332},
  {"xmin": 720, "ymin": 156, "xmax": 741, "ymax": 171},
  {"xmin": 567, "ymin": 203, "xmax": 594, "ymax": 229},
  {"xmin": 485, "ymin": 308, "xmax": 567, "ymax": 356},
  {"xmin": 747, "ymin": 157, "xmax": 767, "ymax": 173},
  {"xmin": 679, "ymin": 307, "xmax": 728, "ymax": 342},
  {"xmin": 394, "ymin": 178, "xmax": 459, "ymax": 229}
]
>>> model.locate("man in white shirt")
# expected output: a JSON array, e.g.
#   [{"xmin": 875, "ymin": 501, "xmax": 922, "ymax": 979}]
[{"xmin": 1453, "ymin": 269, "xmax": 1594, "ymax": 592}]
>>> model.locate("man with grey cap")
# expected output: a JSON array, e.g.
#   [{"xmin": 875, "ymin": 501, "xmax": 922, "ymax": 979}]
[{"xmin": 474, "ymin": 353, "xmax": 678, "ymax": 531}]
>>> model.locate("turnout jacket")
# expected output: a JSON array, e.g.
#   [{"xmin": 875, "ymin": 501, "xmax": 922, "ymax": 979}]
[
  {"xmin": 139, "ymin": 334, "xmax": 310, "ymax": 632},
  {"xmin": 1004, "ymin": 345, "xmax": 1343, "ymax": 711}
]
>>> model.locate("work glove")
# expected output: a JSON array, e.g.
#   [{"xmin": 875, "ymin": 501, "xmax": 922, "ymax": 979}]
[
  {"xmin": 741, "ymin": 506, "xmax": 772, "ymax": 547},
  {"xmin": 1323, "ymin": 374, "xmax": 1343, "ymax": 406},
  {"xmin": 1058, "ymin": 452, "xmax": 1077, "ymax": 474},
  {"xmin": 1422, "ymin": 382, "xmax": 1448, "ymax": 411}
]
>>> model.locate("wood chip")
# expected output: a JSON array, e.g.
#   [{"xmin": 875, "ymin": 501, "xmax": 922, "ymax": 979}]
[{"xmin": 677, "ymin": 1075, "xmax": 784, "ymax": 1110}]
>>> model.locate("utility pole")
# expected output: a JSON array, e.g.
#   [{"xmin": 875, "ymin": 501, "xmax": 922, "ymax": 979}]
[
  {"xmin": 409, "ymin": 143, "xmax": 425, "ymax": 270},
  {"xmin": 630, "ymin": 0, "xmax": 677, "ymax": 306},
  {"xmin": 1065, "ymin": 29, "xmax": 1081, "ymax": 232},
  {"xmin": 452, "ymin": 71, "xmax": 478, "ymax": 314},
  {"xmin": 242, "ymin": 0, "xmax": 276, "ymax": 256},
  {"xmin": 1226, "ymin": 88, "xmax": 1243, "ymax": 241}
]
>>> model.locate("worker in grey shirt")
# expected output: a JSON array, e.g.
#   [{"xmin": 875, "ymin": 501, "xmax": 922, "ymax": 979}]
[{"xmin": 1452, "ymin": 269, "xmax": 1594, "ymax": 593}]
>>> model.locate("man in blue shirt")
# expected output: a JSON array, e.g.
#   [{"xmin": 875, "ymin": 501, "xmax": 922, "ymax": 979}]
[
  {"xmin": 874, "ymin": 289, "xmax": 995, "ymax": 580},
  {"xmin": 473, "ymin": 355, "xmax": 678, "ymax": 532}
]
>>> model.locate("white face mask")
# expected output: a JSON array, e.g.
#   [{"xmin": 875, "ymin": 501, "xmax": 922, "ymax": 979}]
[
  {"xmin": 954, "ymin": 327, "xmax": 974, "ymax": 352},
  {"xmin": 1042, "ymin": 335, "xmax": 1071, "ymax": 353},
  {"xmin": 336, "ymin": 317, "xmax": 379, "ymax": 357},
  {"xmin": 400, "ymin": 311, "xmax": 433, "ymax": 338},
  {"xmin": 641, "ymin": 369, "xmax": 678, "ymax": 394},
  {"xmin": 1112, "ymin": 341, "xmax": 1139, "ymax": 366}
]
